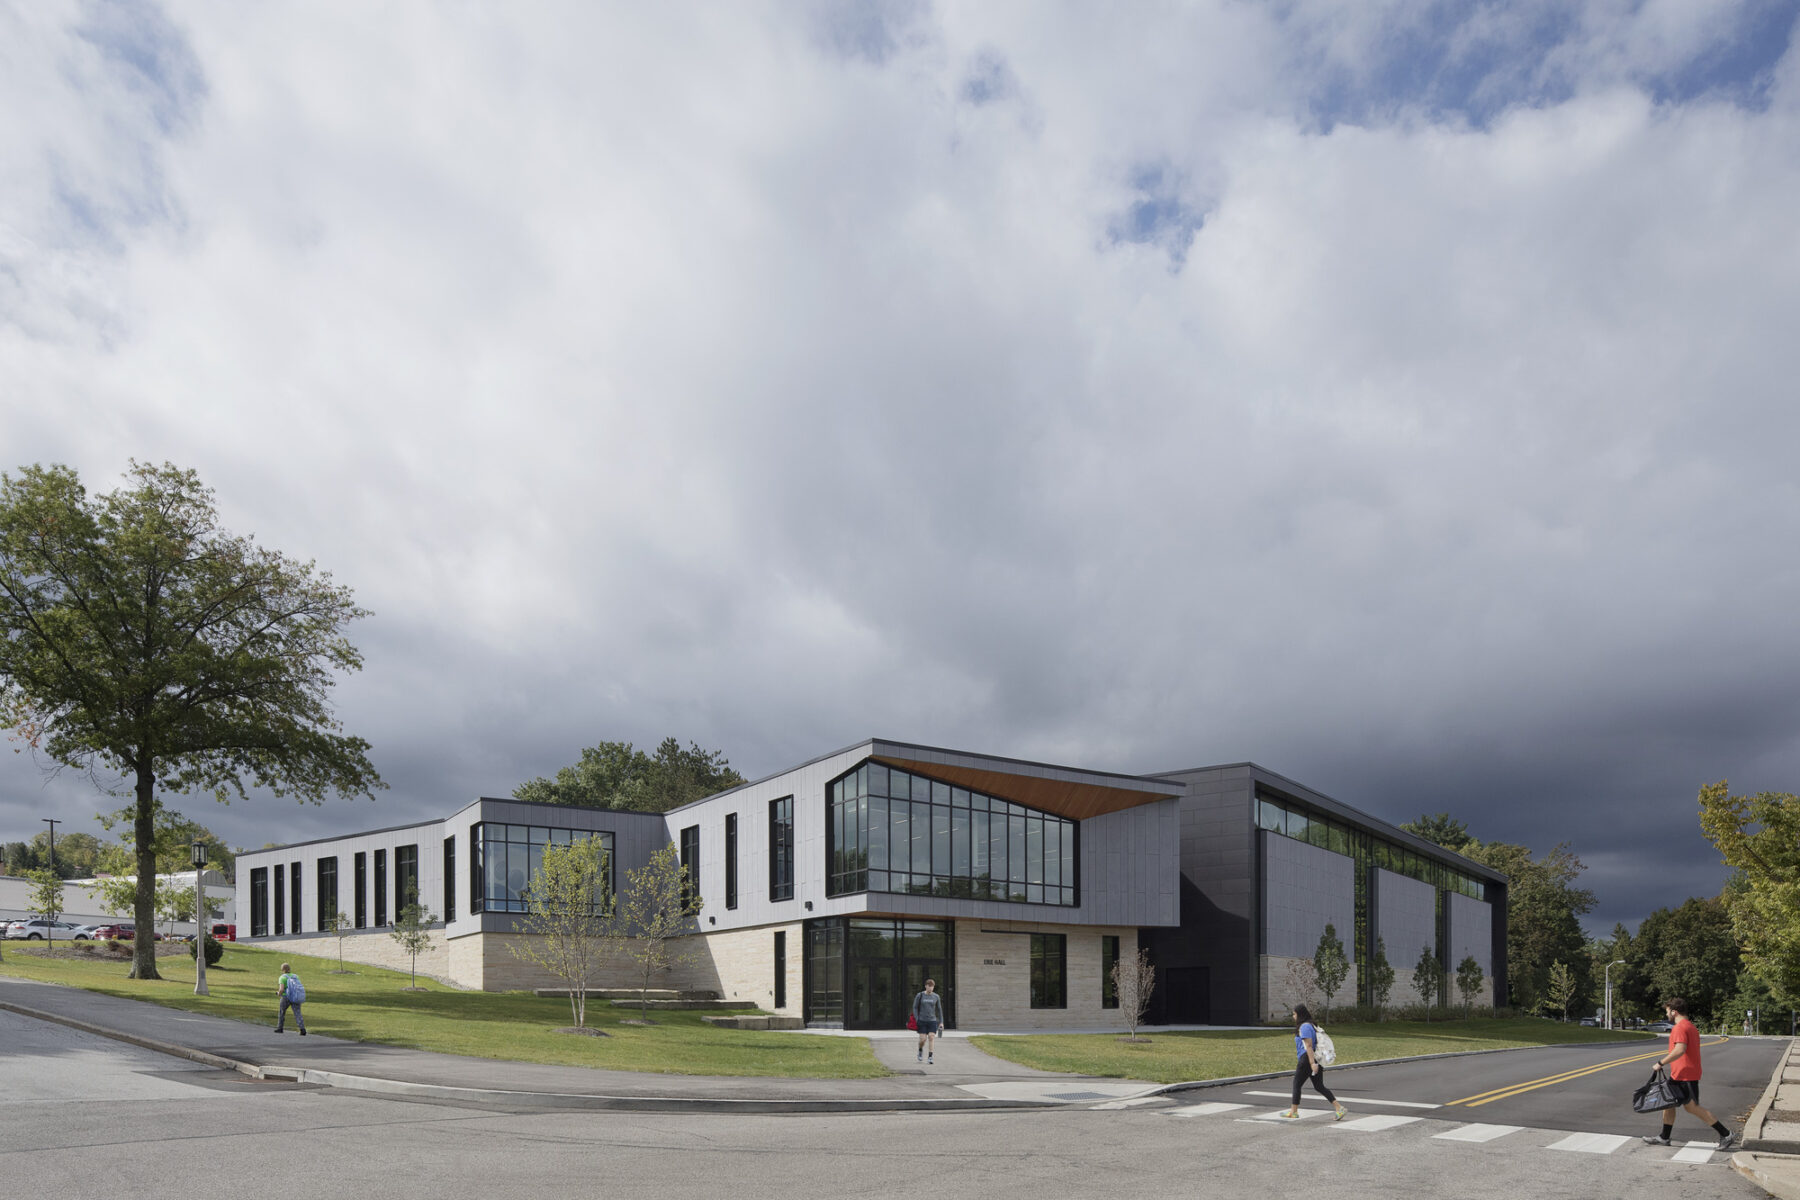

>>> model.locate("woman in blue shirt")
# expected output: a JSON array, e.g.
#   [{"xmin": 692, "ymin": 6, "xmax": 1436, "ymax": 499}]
[{"xmin": 1281, "ymin": 1004, "xmax": 1346, "ymax": 1120}]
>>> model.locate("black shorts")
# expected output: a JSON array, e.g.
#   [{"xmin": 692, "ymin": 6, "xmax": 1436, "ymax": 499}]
[{"xmin": 1666, "ymin": 1079, "xmax": 1699, "ymax": 1106}]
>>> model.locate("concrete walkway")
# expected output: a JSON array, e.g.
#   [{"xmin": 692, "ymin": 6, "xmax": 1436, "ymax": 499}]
[
  {"xmin": 1735, "ymin": 1034, "xmax": 1800, "ymax": 1198},
  {"xmin": 0, "ymin": 974, "xmax": 1165, "ymax": 1112}
]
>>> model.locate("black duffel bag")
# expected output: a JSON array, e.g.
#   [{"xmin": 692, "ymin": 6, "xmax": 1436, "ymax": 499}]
[{"xmin": 1632, "ymin": 1065, "xmax": 1685, "ymax": 1114}]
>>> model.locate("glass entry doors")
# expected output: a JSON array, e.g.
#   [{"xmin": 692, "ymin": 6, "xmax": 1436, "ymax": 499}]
[{"xmin": 806, "ymin": 916, "xmax": 954, "ymax": 1030}]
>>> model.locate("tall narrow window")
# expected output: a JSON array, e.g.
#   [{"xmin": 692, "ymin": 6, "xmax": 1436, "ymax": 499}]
[
  {"xmin": 354, "ymin": 852, "xmax": 367, "ymax": 928},
  {"xmin": 1101, "ymin": 935, "xmax": 1121, "ymax": 1009},
  {"xmin": 250, "ymin": 867, "xmax": 269, "ymax": 937},
  {"xmin": 290, "ymin": 862, "xmax": 303, "ymax": 934},
  {"xmin": 374, "ymin": 849, "xmax": 388, "ymax": 927},
  {"xmin": 317, "ymin": 857, "xmax": 338, "ymax": 931},
  {"xmin": 773, "ymin": 929, "xmax": 787, "ymax": 1009},
  {"xmin": 443, "ymin": 836, "xmax": 456, "ymax": 923},
  {"xmin": 1030, "ymin": 933, "xmax": 1066, "ymax": 1009},
  {"xmin": 724, "ymin": 813, "xmax": 738, "ymax": 910},
  {"xmin": 273, "ymin": 864, "xmax": 286, "ymax": 935},
  {"xmin": 679, "ymin": 825, "xmax": 700, "ymax": 908},
  {"xmin": 396, "ymin": 844, "xmax": 419, "ymax": 910},
  {"xmin": 769, "ymin": 795, "xmax": 794, "ymax": 901}
]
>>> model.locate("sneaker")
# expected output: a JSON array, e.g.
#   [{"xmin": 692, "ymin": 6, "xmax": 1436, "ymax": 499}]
[
  {"xmin": 1279, "ymin": 1111, "xmax": 1300, "ymax": 1119},
  {"xmin": 273, "ymin": 1027, "xmax": 283, "ymax": 1033},
  {"xmin": 1718, "ymin": 1131, "xmax": 1739, "ymax": 1150},
  {"xmin": 917, "ymin": 1052, "xmax": 923, "ymax": 1062},
  {"xmin": 299, "ymin": 1029, "xmax": 307, "ymax": 1036},
  {"xmin": 1642, "ymin": 1135, "xmax": 1671, "ymax": 1146},
  {"xmin": 927, "ymin": 1055, "xmax": 933, "ymax": 1063},
  {"xmin": 1333, "ymin": 1107, "xmax": 1348, "ymax": 1122}
]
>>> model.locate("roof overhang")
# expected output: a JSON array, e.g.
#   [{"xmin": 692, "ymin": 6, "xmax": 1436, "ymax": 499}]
[{"xmin": 867, "ymin": 740, "xmax": 1183, "ymax": 821}]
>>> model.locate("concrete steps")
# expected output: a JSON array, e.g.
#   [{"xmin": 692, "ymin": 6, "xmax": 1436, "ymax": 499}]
[{"xmin": 702, "ymin": 1015, "xmax": 806, "ymax": 1031}]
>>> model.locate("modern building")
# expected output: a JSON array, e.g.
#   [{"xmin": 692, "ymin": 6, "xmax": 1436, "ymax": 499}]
[{"xmin": 235, "ymin": 739, "xmax": 1505, "ymax": 1028}]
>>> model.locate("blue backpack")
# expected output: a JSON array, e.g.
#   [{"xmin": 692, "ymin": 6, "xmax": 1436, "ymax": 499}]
[{"xmin": 285, "ymin": 975, "xmax": 306, "ymax": 1003}]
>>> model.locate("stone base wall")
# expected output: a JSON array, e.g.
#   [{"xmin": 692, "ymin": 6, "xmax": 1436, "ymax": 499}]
[
  {"xmin": 256, "ymin": 929, "xmax": 455, "ymax": 986},
  {"xmin": 953, "ymin": 919, "xmax": 1139, "ymax": 1030},
  {"xmin": 700, "ymin": 923, "xmax": 803, "ymax": 1015},
  {"xmin": 461, "ymin": 931, "xmax": 721, "ymax": 994}
]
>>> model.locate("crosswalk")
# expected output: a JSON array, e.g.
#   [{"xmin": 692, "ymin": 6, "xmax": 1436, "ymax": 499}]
[{"xmin": 1145, "ymin": 1097, "xmax": 1733, "ymax": 1165}]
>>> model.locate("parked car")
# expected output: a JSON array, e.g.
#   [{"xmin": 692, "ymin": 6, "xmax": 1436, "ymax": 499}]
[
  {"xmin": 89, "ymin": 923, "xmax": 136, "ymax": 940},
  {"xmin": 1645, "ymin": 1020, "xmax": 1674, "ymax": 1033},
  {"xmin": 208, "ymin": 923, "xmax": 237, "ymax": 942},
  {"xmin": 3, "ymin": 919, "xmax": 84, "ymax": 940},
  {"xmin": 1579, "ymin": 1017, "xmax": 1599, "ymax": 1027},
  {"xmin": 69, "ymin": 924, "xmax": 107, "ymax": 940}
]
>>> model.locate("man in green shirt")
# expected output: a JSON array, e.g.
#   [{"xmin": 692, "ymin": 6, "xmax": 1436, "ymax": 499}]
[{"xmin": 275, "ymin": 961, "xmax": 307, "ymax": 1035}]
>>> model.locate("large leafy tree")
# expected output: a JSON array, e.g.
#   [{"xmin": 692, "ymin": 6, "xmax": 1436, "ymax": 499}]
[
  {"xmin": 1399, "ymin": 813, "xmax": 1474, "ymax": 853},
  {"xmin": 0, "ymin": 462, "xmax": 383, "ymax": 980},
  {"xmin": 1461, "ymin": 840, "xmax": 1595, "ymax": 1013},
  {"xmin": 1698, "ymin": 779, "xmax": 1800, "ymax": 1000},
  {"xmin": 1619, "ymin": 896, "xmax": 1740, "ymax": 1024},
  {"xmin": 515, "ymin": 737, "xmax": 744, "ymax": 813}
]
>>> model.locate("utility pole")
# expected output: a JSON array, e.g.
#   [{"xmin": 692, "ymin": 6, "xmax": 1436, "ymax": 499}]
[
  {"xmin": 1604, "ymin": 959, "xmax": 1626, "ymax": 1030},
  {"xmin": 42, "ymin": 817, "xmax": 59, "ymax": 873}
]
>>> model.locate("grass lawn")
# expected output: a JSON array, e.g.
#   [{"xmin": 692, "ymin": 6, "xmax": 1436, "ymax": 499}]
[
  {"xmin": 0, "ymin": 941, "xmax": 886, "ymax": 1079},
  {"xmin": 972, "ymin": 1019, "xmax": 1659, "ymax": 1085}
]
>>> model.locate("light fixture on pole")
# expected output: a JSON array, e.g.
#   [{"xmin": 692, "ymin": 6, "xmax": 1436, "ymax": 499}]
[
  {"xmin": 1604, "ymin": 959, "xmax": 1625, "ymax": 1029},
  {"xmin": 192, "ymin": 840, "xmax": 210, "ymax": 996}
]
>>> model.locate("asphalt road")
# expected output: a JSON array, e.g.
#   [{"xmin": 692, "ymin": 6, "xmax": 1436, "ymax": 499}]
[
  {"xmin": 1186, "ymin": 1034, "xmax": 1787, "ymax": 1137},
  {"xmin": 0, "ymin": 1012, "xmax": 1778, "ymax": 1200}
]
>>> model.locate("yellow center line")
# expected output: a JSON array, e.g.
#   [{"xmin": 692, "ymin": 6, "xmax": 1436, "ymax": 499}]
[{"xmin": 1445, "ymin": 1039, "xmax": 1729, "ymax": 1108}]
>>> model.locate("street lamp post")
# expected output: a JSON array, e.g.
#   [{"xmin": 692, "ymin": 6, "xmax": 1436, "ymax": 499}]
[
  {"xmin": 42, "ymin": 817, "xmax": 59, "ymax": 871},
  {"xmin": 191, "ymin": 841, "xmax": 209, "ymax": 996},
  {"xmin": 1605, "ymin": 959, "xmax": 1625, "ymax": 1030}
]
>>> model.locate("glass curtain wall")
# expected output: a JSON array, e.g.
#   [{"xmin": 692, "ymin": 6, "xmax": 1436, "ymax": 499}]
[
  {"xmin": 470, "ymin": 823, "xmax": 614, "ymax": 914},
  {"xmin": 805, "ymin": 916, "xmax": 954, "ymax": 1030},
  {"xmin": 827, "ymin": 761, "xmax": 1077, "ymax": 906}
]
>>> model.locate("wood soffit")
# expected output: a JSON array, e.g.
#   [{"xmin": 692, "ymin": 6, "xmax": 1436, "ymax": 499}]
[{"xmin": 871, "ymin": 756, "xmax": 1177, "ymax": 821}]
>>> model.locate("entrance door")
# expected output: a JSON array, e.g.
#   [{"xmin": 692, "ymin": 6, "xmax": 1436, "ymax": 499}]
[
  {"xmin": 1164, "ymin": 966, "xmax": 1210, "ymax": 1024},
  {"xmin": 903, "ymin": 960, "xmax": 952, "ymax": 1030},
  {"xmin": 852, "ymin": 961, "xmax": 898, "ymax": 1027}
]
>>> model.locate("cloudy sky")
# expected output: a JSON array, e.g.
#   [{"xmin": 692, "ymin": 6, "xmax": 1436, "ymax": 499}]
[{"xmin": 4, "ymin": 0, "xmax": 1798, "ymax": 937}]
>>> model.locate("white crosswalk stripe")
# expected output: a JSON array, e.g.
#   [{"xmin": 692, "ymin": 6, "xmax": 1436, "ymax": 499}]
[
  {"xmin": 1332, "ymin": 1114, "xmax": 1420, "ymax": 1132},
  {"xmin": 1148, "ymin": 1098, "xmax": 1728, "ymax": 1167},
  {"xmin": 1241, "ymin": 1090, "xmax": 1440, "ymax": 1109},
  {"xmin": 1432, "ymin": 1123, "xmax": 1523, "ymax": 1143},
  {"xmin": 1547, "ymin": 1132, "xmax": 1633, "ymax": 1154}
]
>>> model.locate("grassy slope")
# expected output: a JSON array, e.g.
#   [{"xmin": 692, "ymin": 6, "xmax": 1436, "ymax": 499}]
[
  {"xmin": 972, "ymin": 1019, "xmax": 1659, "ymax": 1085},
  {"xmin": 0, "ymin": 942, "xmax": 886, "ymax": 1078}
]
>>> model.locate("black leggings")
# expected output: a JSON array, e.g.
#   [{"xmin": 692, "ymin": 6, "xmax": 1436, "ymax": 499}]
[{"xmin": 1291, "ymin": 1057, "xmax": 1337, "ymax": 1106}]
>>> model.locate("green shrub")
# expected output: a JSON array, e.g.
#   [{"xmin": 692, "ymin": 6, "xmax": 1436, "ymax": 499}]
[{"xmin": 188, "ymin": 935, "xmax": 224, "ymax": 966}]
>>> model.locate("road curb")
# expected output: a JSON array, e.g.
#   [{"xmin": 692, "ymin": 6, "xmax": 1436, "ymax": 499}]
[
  {"xmin": 0, "ymin": 999, "xmax": 265, "ymax": 1079},
  {"xmin": 1744, "ymin": 1037, "xmax": 1800, "ymax": 1153},
  {"xmin": 1734, "ymin": 1151, "xmax": 1800, "ymax": 1200}
]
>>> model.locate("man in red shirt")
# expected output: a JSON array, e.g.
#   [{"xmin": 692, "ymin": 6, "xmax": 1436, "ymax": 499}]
[{"xmin": 1642, "ymin": 996, "xmax": 1736, "ymax": 1150}]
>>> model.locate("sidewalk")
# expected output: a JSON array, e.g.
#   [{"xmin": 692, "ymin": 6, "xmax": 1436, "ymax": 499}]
[
  {"xmin": 0, "ymin": 975, "xmax": 1166, "ymax": 1113},
  {"xmin": 1735, "ymin": 1035, "xmax": 1800, "ymax": 1198}
]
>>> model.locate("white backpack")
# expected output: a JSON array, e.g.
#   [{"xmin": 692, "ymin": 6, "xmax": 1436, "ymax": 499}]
[{"xmin": 1314, "ymin": 1026, "xmax": 1337, "ymax": 1066}]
